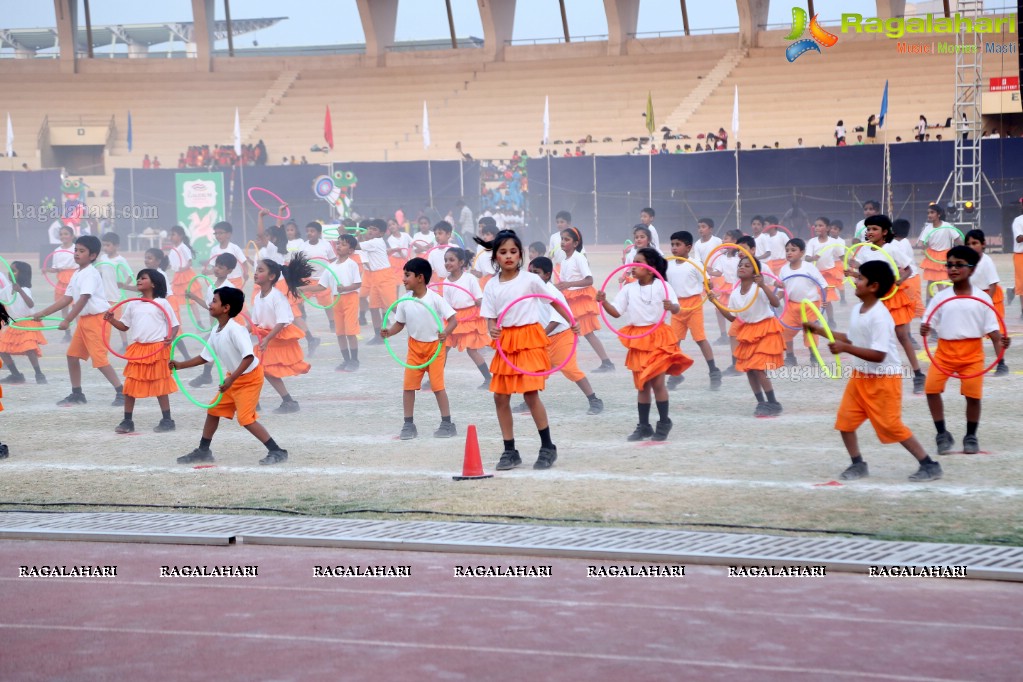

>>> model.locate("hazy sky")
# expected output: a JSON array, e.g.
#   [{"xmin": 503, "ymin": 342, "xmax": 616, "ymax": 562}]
[{"xmin": 3, "ymin": 0, "xmax": 895, "ymax": 48}]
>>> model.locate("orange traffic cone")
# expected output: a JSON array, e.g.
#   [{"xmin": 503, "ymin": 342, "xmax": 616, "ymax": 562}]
[{"xmin": 453, "ymin": 424, "xmax": 493, "ymax": 481}]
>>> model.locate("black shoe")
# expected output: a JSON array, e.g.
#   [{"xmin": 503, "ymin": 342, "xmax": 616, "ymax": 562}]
[
  {"xmin": 666, "ymin": 375, "xmax": 684, "ymax": 390},
  {"xmin": 496, "ymin": 449, "xmax": 522, "ymax": 470},
  {"xmin": 762, "ymin": 401, "xmax": 783, "ymax": 417},
  {"xmin": 35, "ymin": 373, "xmax": 47, "ymax": 384},
  {"xmin": 114, "ymin": 419, "xmax": 135, "ymax": 434},
  {"xmin": 259, "ymin": 449, "xmax": 289, "ymax": 465},
  {"xmin": 936, "ymin": 431, "xmax": 954, "ymax": 456},
  {"xmin": 591, "ymin": 359, "xmax": 615, "ymax": 373},
  {"xmin": 534, "ymin": 446, "xmax": 557, "ymax": 470},
  {"xmin": 189, "ymin": 373, "xmax": 213, "ymax": 388},
  {"xmin": 358, "ymin": 314, "xmax": 368, "ymax": 325},
  {"xmin": 154, "ymin": 418, "xmax": 176, "ymax": 433},
  {"xmin": 335, "ymin": 361, "xmax": 349, "ymax": 372},
  {"xmin": 399, "ymin": 422, "xmax": 418, "ymax": 440},
  {"xmin": 273, "ymin": 400, "xmax": 300, "ymax": 414},
  {"xmin": 0, "ymin": 373, "xmax": 25, "ymax": 384},
  {"xmin": 912, "ymin": 373, "xmax": 925, "ymax": 395},
  {"xmin": 177, "ymin": 448, "xmax": 214, "ymax": 464},
  {"xmin": 840, "ymin": 461, "xmax": 869, "ymax": 480},
  {"xmin": 626, "ymin": 423, "xmax": 654, "ymax": 441},
  {"xmin": 345, "ymin": 360, "xmax": 360, "ymax": 372},
  {"xmin": 433, "ymin": 421, "xmax": 457, "ymax": 438},
  {"xmin": 784, "ymin": 354, "xmax": 797, "ymax": 367},
  {"xmin": 723, "ymin": 365, "xmax": 742, "ymax": 377},
  {"xmin": 0, "ymin": 443, "xmax": 8, "ymax": 459},
  {"xmin": 366, "ymin": 336, "xmax": 385, "ymax": 346},
  {"xmin": 307, "ymin": 336, "xmax": 321, "ymax": 356},
  {"xmin": 908, "ymin": 460, "xmax": 943, "ymax": 482},
  {"xmin": 511, "ymin": 401, "xmax": 530, "ymax": 414},
  {"xmin": 994, "ymin": 362, "xmax": 1009, "ymax": 377},
  {"xmin": 709, "ymin": 368, "xmax": 722, "ymax": 390},
  {"xmin": 57, "ymin": 392, "xmax": 87, "ymax": 406},
  {"xmin": 1007, "ymin": 287, "xmax": 1015, "ymax": 305},
  {"xmin": 111, "ymin": 392, "xmax": 125, "ymax": 407},
  {"xmin": 963, "ymin": 434, "xmax": 979, "ymax": 455},
  {"xmin": 478, "ymin": 379, "xmax": 490, "ymax": 390},
  {"xmin": 651, "ymin": 419, "xmax": 673, "ymax": 442},
  {"xmin": 586, "ymin": 398, "xmax": 604, "ymax": 415},
  {"xmin": 754, "ymin": 402, "xmax": 768, "ymax": 417}
]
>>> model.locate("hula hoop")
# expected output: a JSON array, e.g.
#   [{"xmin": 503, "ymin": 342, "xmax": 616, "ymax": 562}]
[
  {"xmin": 704, "ymin": 243, "xmax": 760, "ymax": 314},
  {"xmin": 665, "ymin": 256, "xmax": 709, "ymax": 310},
  {"xmin": 381, "ymin": 296, "xmax": 444, "ymax": 370},
  {"xmin": 42, "ymin": 249, "xmax": 75, "ymax": 289},
  {"xmin": 844, "ymin": 243, "xmax": 900, "ymax": 301},
  {"xmin": 800, "ymin": 299, "xmax": 842, "ymax": 379},
  {"xmin": 101, "ymin": 298, "xmax": 174, "ymax": 360},
  {"xmin": 10, "ymin": 315, "xmax": 65, "ymax": 331},
  {"xmin": 322, "ymin": 226, "xmax": 341, "ymax": 240},
  {"xmin": 244, "ymin": 240, "xmax": 260, "ymax": 267},
  {"xmin": 762, "ymin": 271, "xmax": 792, "ymax": 328},
  {"xmin": 165, "ymin": 244, "xmax": 193, "ymax": 272},
  {"xmin": 429, "ymin": 281, "xmax": 480, "ymax": 322},
  {"xmin": 922, "ymin": 295, "xmax": 1007, "ymax": 380},
  {"xmin": 778, "ymin": 273, "xmax": 826, "ymax": 331},
  {"xmin": 299, "ymin": 259, "xmax": 343, "ymax": 310},
  {"xmin": 451, "ymin": 231, "xmax": 466, "ymax": 248},
  {"xmin": 598, "ymin": 263, "xmax": 671, "ymax": 340},
  {"xmin": 928, "ymin": 280, "xmax": 953, "ymax": 297},
  {"xmin": 345, "ymin": 226, "xmax": 368, "ymax": 234},
  {"xmin": 921, "ymin": 224, "xmax": 966, "ymax": 264},
  {"xmin": 813, "ymin": 241, "xmax": 850, "ymax": 269},
  {"xmin": 495, "ymin": 293, "xmax": 579, "ymax": 378},
  {"xmin": 171, "ymin": 333, "xmax": 225, "ymax": 409},
  {"xmin": 185, "ymin": 274, "xmax": 216, "ymax": 332},
  {"xmin": 247, "ymin": 187, "xmax": 290, "ymax": 220},
  {"xmin": 0, "ymin": 254, "xmax": 21, "ymax": 306},
  {"xmin": 95, "ymin": 261, "xmax": 135, "ymax": 302},
  {"xmin": 767, "ymin": 224, "xmax": 794, "ymax": 239},
  {"xmin": 411, "ymin": 239, "xmax": 433, "ymax": 254}
]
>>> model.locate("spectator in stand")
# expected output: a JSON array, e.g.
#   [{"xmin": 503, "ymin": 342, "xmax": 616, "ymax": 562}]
[
  {"xmin": 855, "ymin": 135, "xmax": 864, "ymax": 145},
  {"xmin": 797, "ymin": 137, "xmax": 804, "ymax": 148},
  {"xmin": 717, "ymin": 128, "xmax": 728, "ymax": 150},
  {"xmin": 674, "ymin": 145, "xmax": 683, "ymax": 153},
  {"xmin": 282, "ymin": 156, "xmax": 288, "ymax": 165},
  {"xmin": 835, "ymin": 120, "xmax": 846, "ymax": 146},
  {"xmin": 867, "ymin": 114, "xmax": 878, "ymax": 143},
  {"xmin": 152, "ymin": 157, "xmax": 161, "ymax": 169},
  {"xmin": 916, "ymin": 115, "xmax": 928, "ymax": 142},
  {"xmin": 660, "ymin": 143, "xmax": 669, "ymax": 154},
  {"xmin": 300, "ymin": 156, "xmax": 308, "ymax": 165},
  {"xmin": 695, "ymin": 143, "xmax": 704, "ymax": 152},
  {"xmin": 178, "ymin": 153, "xmax": 186, "ymax": 169},
  {"xmin": 142, "ymin": 154, "xmax": 151, "ymax": 170}
]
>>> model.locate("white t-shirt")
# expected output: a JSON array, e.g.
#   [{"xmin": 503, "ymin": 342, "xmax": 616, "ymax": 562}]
[
  {"xmin": 440, "ymin": 272, "xmax": 482, "ymax": 309},
  {"xmin": 969, "ymin": 253, "xmax": 999, "ymax": 290},
  {"xmin": 51, "ymin": 246, "xmax": 76, "ymax": 270},
  {"xmin": 1012, "ymin": 215, "xmax": 1023, "ymax": 254},
  {"xmin": 754, "ymin": 233, "xmax": 772, "ymax": 259},
  {"xmin": 300, "ymin": 239, "xmax": 336, "ymax": 277},
  {"xmin": 540, "ymin": 280, "xmax": 571, "ymax": 335},
  {"xmin": 728, "ymin": 282, "xmax": 774, "ymax": 324},
  {"xmin": 918, "ymin": 222, "xmax": 960, "ymax": 251},
  {"xmin": 691, "ymin": 236, "xmax": 722, "ymax": 265},
  {"xmin": 48, "ymin": 220, "xmax": 63, "ymax": 245},
  {"xmin": 767, "ymin": 231, "xmax": 790, "ymax": 260},
  {"xmin": 360, "ymin": 237, "xmax": 390, "ymax": 271},
  {"xmin": 846, "ymin": 301, "xmax": 904, "ymax": 375},
  {"xmin": 855, "ymin": 242, "xmax": 910, "ymax": 280},
  {"xmin": 250, "ymin": 288, "xmax": 294, "ymax": 329},
  {"xmin": 891, "ymin": 238, "xmax": 918, "ymax": 277},
  {"xmin": 286, "ymin": 238, "xmax": 305, "ymax": 254},
  {"xmin": 204, "ymin": 278, "xmax": 237, "ymax": 308},
  {"xmin": 394, "ymin": 289, "xmax": 455, "ymax": 342},
  {"xmin": 202, "ymin": 319, "xmax": 258, "ymax": 375},
  {"xmin": 121, "ymin": 297, "xmax": 178, "ymax": 344},
  {"xmin": 428, "ymin": 243, "xmax": 455, "ymax": 282},
  {"xmin": 259, "ymin": 245, "xmax": 285, "ymax": 266},
  {"xmin": 559, "ymin": 251, "xmax": 593, "ymax": 290},
  {"xmin": 805, "ymin": 237, "xmax": 842, "ymax": 270},
  {"xmin": 411, "ymin": 231, "xmax": 436, "ymax": 251},
  {"xmin": 210, "ymin": 242, "xmax": 246, "ymax": 280},
  {"xmin": 481, "ymin": 270, "xmax": 550, "ymax": 327},
  {"xmin": 779, "ymin": 262, "xmax": 827, "ymax": 302},
  {"xmin": 473, "ymin": 247, "xmax": 497, "ymax": 277},
  {"xmin": 924, "ymin": 287, "xmax": 999, "ymax": 340},
  {"xmin": 387, "ymin": 232, "xmax": 413, "ymax": 260},
  {"xmin": 645, "ymin": 224, "xmax": 661, "ymax": 251},
  {"xmin": 168, "ymin": 243, "xmax": 193, "ymax": 273},
  {"xmin": 666, "ymin": 258, "xmax": 705, "ymax": 298},
  {"xmin": 720, "ymin": 253, "xmax": 740, "ymax": 285},
  {"xmin": 459, "ymin": 205, "xmax": 474, "ymax": 236},
  {"xmin": 612, "ymin": 279, "xmax": 676, "ymax": 326},
  {"xmin": 67, "ymin": 265, "xmax": 111, "ymax": 315},
  {"xmin": 318, "ymin": 259, "xmax": 361, "ymax": 295},
  {"xmin": 96, "ymin": 253, "xmax": 132, "ymax": 301},
  {"xmin": 0, "ymin": 286, "xmax": 34, "ymax": 318}
]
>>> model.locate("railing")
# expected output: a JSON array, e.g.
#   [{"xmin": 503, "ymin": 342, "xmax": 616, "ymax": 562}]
[{"xmin": 505, "ymin": 34, "xmax": 609, "ymax": 46}]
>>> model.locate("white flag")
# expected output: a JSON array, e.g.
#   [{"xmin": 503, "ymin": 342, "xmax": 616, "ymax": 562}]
[
  {"xmin": 731, "ymin": 86, "xmax": 739, "ymax": 137},
  {"xmin": 422, "ymin": 101, "xmax": 431, "ymax": 149},
  {"xmin": 5, "ymin": 114, "xmax": 12, "ymax": 158},
  {"xmin": 233, "ymin": 107, "xmax": 241, "ymax": 155},
  {"xmin": 543, "ymin": 96, "xmax": 550, "ymax": 146}
]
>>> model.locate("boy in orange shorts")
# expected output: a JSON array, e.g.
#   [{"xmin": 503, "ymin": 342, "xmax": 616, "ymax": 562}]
[
  {"xmin": 34, "ymin": 235, "xmax": 125, "ymax": 407},
  {"xmin": 300, "ymin": 234, "xmax": 362, "ymax": 371},
  {"xmin": 804, "ymin": 260, "xmax": 941, "ymax": 482},
  {"xmin": 170, "ymin": 287, "xmax": 290, "ymax": 465},
  {"xmin": 359, "ymin": 219, "xmax": 400, "ymax": 344},
  {"xmin": 667, "ymin": 230, "xmax": 721, "ymax": 389},
  {"xmin": 381, "ymin": 258, "xmax": 458, "ymax": 440},
  {"xmin": 921, "ymin": 246, "xmax": 1008, "ymax": 456}
]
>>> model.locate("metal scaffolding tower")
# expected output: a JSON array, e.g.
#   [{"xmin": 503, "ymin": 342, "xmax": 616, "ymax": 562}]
[{"xmin": 951, "ymin": 0, "xmax": 985, "ymax": 232}]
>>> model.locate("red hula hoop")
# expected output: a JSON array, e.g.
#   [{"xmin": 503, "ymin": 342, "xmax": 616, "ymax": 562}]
[
  {"xmin": 43, "ymin": 249, "xmax": 75, "ymax": 289},
  {"xmin": 429, "ymin": 281, "xmax": 480, "ymax": 323},
  {"xmin": 101, "ymin": 298, "xmax": 174, "ymax": 360},
  {"xmin": 495, "ymin": 293, "xmax": 578, "ymax": 378},
  {"xmin": 598, "ymin": 263, "xmax": 671, "ymax": 340},
  {"xmin": 767, "ymin": 224, "xmax": 794, "ymax": 239},
  {"xmin": 247, "ymin": 187, "xmax": 290, "ymax": 220},
  {"xmin": 922, "ymin": 295, "xmax": 1007, "ymax": 380}
]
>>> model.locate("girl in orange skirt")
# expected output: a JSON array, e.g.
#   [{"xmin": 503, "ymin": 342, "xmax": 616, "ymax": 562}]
[
  {"xmin": 478, "ymin": 229, "xmax": 577, "ymax": 471},
  {"xmin": 167, "ymin": 225, "xmax": 197, "ymax": 321},
  {"xmin": 710, "ymin": 254, "xmax": 785, "ymax": 417},
  {"xmin": 849, "ymin": 215, "xmax": 926, "ymax": 394},
  {"xmin": 441, "ymin": 247, "xmax": 492, "ymax": 388},
  {"xmin": 0, "ymin": 261, "xmax": 47, "ymax": 384},
  {"xmin": 250, "ymin": 254, "xmax": 313, "ymax": 414},
  {"xmin": 103, "ymin": 269, "xmax": 179, "ymax": 434},
  {"xmin": 48, "ymin": 226, "xmax": 77, "ymax": 338},
  {"xmin": 918, "ymin": 204, "xmax": 962, "ymax": 303},
  {"xmin": 805, "ymin": 217, "xmax": 843, "ymax": 326},
  {"xmin": 891, "ymin": 220, "xmax": 924, "ymax": 320},
  {"xmin": 966, "ymin": 228, "xmax": 1009, "ymax": 375},
  {"xmin": 556, "ymin": 227, "xmax": 614, "ymax": 372},
  {"xmin": 0, "ymin": 299, "xmax": 7, "ymax": 458},
  {"xmin": 597, "ymin": 248, "xmax": 691, "ymax": 441},
  {"xmin": 470, "ymin": 218, "xmax": 498, "ymax": 289}
]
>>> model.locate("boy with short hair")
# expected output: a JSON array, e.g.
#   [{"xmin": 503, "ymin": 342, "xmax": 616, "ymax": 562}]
[
  {"xmin": 778, "ymin": 238, "xmax": 828, "ymax": 366},
  {"xmin": 638, "ymin": 207, "xmax": 661, "ymax": 252},
  {"xmin": 33, "ymin": 235, "xmax": 125, "ymax": 406},
  {"xmin": 828, "ymin": 219, "xmax": 848, "ymax": 303},
  {"xmin": 301, "ymin": 234, "xmax": 362, "ymax": 371},
  {"xmin": 186, "ymin": 253, "xmax": 240, "ymax": 388},
  {"xmin": 206, "ymin": 221, "xmax": 249, "ymax": 289},
  {"xmin": 359, "ymin": 219, "xmax": 399, "ymax": 344},
  {"xmin": 301, "ymin": 221, "xmax": 338, "ymax": 335},
  {"xmin": 428, "ymin": 221, "xmax": 454, "ymax": 283},
  {"xmin": 921, "ymin": 245, "xmax": 1008, "ymax": 455},
  {"xmin": 965, "ymin": 229, "xmax": 1009, "ymax": 376},
  {"xmin": 550, "ymin": 211, "xmax": 573, "ymax": 263},
  {"xmin": 804, "ymin": 260, "xmax": 942, "ymax": 482},
  {"xmin": 171, "ymin": 287, "xmax": 290, "ymax": 465},
  {"xmin": 98, "ymin": 232, "xmax": 131, "ymax": 350},
  {"xmin": 667, "ymin": 231, "xmax": 722, "ymax": 390},
  {"xmin": 411, "ymin": 215, "xmax": 436, "ymax": 254},
  {"xmin": 380, "ymin": 258, "xmax": 458, "ymax": 440}
]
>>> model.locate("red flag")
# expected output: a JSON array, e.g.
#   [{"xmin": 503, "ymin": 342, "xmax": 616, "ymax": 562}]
[{"xmin": 324, "ymin": 105, "xmax": 334, "ymax": 150}]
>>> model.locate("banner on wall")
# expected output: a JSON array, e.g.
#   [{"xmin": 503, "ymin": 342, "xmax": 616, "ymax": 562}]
[{"xmin": 175, "ymin": 172, "xmax": 224, "ymax": 264}]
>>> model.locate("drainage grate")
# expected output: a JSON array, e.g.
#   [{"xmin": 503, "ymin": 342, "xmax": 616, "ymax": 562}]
[{"xmin": 0, "ymin": 512, "xmax": 1020, "ymax": 581}]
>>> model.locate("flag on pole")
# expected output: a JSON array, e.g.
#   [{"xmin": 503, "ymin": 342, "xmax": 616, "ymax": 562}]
[
  {"xmin": 543, "ymin": 96, "xmax": 550, "ymax": 146},
  {"xmin": 126, "ymin": 110, "xmax": 132, "ymax": 153},
  {"xmin": 422, "ymin": 101, "xmax": 431, "ymax": 149},
  {"xmin": 878, "ymin": 80, "xmax": 889, "ymax": 129},
  {"xmin": 5, "ymin": 113, "xmax": 13, "ymax": 158},
  {"xmin": 324, "ymin": 105, "xmax": 334, "ymax": 150},
  {"xmin": 645, "ymin": 92, "xmax": 655, "ymax": 136},
  {"xmin": 732, "ymin": 86, "xmax": 739, "ymax": 137},
  {"xmin": 233, "ymin": 107, "xmax": 241, "ymax": 155}
]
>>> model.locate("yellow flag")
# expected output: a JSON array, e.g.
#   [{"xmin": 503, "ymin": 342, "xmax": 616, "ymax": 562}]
[{"xmin": 645, "ymin": 92, "xmax": 655, "ymax": 136}]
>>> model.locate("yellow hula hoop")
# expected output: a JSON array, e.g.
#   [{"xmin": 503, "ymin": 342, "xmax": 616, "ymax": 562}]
[
  {"xmin": 843, "ymin": 242, "xmax": 900, "ymax": 302},
  {"xmin": 665, "ymin": 256, "xmax": 708, "ymax": 310},
  {"xmin": 704, "ymin": 243, "xmax": 760, "ymax": 314},
  {"xmin": 800, "ymin": 299, "xmax": 842, "ymax": 380},
  {"xmin": 245, "ymin": 240, "xmax": 260, "ymax": 267},
  {"xmin": 928, "ymin": 280, "xmax": 952, "ymax": 297}
]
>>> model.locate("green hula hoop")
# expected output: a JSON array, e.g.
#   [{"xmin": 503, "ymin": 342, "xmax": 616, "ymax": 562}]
[
  {"xmin": 800, "ymin": 299, "xmax": 842, "ymax": 380},
  {"xmin": 928, "ymin": 280, "xmax": 953, "ymax": 297},
  {"xmin": 322, "ymin": 226, "xmax": 341, "ymax": 239},
  {"xmin": 299, "ymin": 262, "xmax": 342, "ymax": 310},
  {"xmin": 10, "ymin": 315, "xmax": 66, "ymax": 331},
  {"xmin": 95, "ymin": 261, "xmax": 135, "ymax": 302},
  {"xmin": 382, "ymin": 296, "xmax": 444, "ymax": 370},
  {"xmin": 0, "ymin": 255, "xmax": 19, "ymax": 306},
  {"xmin": 170, "ymin": 333, "xmax": 226, "ymax": 409},
  {"xmin": 345, "ymin": 226, "xmax": 368, "ymax": 234},
  {"xmin": 922, "ymin": 224, "xmax": 966, "ymax": 264},
  {"xmin": 185, "ymin": 274, "xmax": 216, "ymax": 332}
]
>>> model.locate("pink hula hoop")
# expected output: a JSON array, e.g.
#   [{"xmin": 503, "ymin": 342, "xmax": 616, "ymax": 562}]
[
  {"xmin": 922, "ymin": 295, "xmax": 1007, "ymax": 380},
  {"xmin": 43, "ymin": 249, "xmax": 75, "ymax": 289},
  {"xmin": 495, "ymin": 294, "xmax": 578, "ymax": 378},
  {"xmin": 598, "ymin": 263, "xmax": 670, "ymax": 340},
  {"xmin": 101, "ymin": 298, "xmax": 174, "ymax": 361},
  {"xmin": 429, "ymin": 281, "xmax": 480, "ymax": 322},
  {"xmin": 247, "ymin": 187, "xmax": 291, "ymax": 220}
]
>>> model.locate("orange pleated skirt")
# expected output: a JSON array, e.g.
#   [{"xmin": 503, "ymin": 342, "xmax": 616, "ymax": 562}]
[
  {"xmin": 883, "ymin": 285, "xmax": 915, "ymax": 327},
  {"xmin": 253, "ymin": 324, "xmax": 310, "ymax": 378},
  {"xmin": 563, "ymin": 287, "xmax": 602, "ymax": 336},
  {"xmin": 921, "ymin": 249, "xmax": 948, "ymax": 282},
  {"xmin": 490, "ymin": 323, "xmax": 549, "ymax": 395},
  {"xmin": 618, "ymin": 324, "xmax": 692, "ymax": 389},
  {"xmin": 446, "ymin": 306, "xmax": 491, "ymax": 351},
  {"xmin": 123, "ymin": 342, "xmax": 178, "ymax": 398},
  {"xmin": 734, "ymin": 317, "xmax": 785, "ymax": 371},
  {"xmin": 0, "ymin": 320, "xmax": 46, "ymax": 355}
]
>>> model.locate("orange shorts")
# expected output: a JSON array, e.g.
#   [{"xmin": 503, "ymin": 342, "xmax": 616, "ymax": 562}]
[
  {"xmin": 924, "ymin": 338, "xmax": 985, "ymax": 399},
  {"xmin": 364, "ymin": 268, "xmax": 397, "ymax": 309},
  {"xmin": 332, "ymin": 294, "xmax": 360, "ymax": 336},
  {"xmin": 208, "ymin": 365, "xmax": 263, "ymax": 427},
  {"xmin": 548, "ymin": 329, "xmax": 584, "ymax": 382},
  {"xmin": 1014, "ymin": 253, "xmax": 1023, "ymax": 298},
  {"xmin": 403, "ymin": 337, "xmax": 446, "ymax": 392},
  {"xmin": 767, "ymin": 259, "xmax": 786, "ymax": 277},
  {"xmin": 229, "ymin": 277, "xmax": 245, "ymax": 291},
  {"xmin": 835, "ymin": 371, "xmax": 913, "ymax": 444},
  {"xmin": 67, "ymin": 313, "xmax": 111, "ymax": 369},
  {"xmin": 55, "ymin": 269, "xmax": 74, "ymax": 298},
  {"xmin": 779, "ymin": 300, "xmax": 811, "ymax": 346},
  {"xmin": 671, "ymin": 295, "xmax": 706, "ymax": 342},
  {"xmin": 823, "ymin": 266, "xmax": 844, "ymax": 302}
]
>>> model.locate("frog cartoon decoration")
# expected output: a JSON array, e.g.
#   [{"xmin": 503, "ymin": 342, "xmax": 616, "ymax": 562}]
[
  {"xmin": 61, "ymin": 177, "xmax": 86, "ymax": 231},
  {"xmin": 312, "ymin": 170, "xmax": 358, "ymax": 220}
]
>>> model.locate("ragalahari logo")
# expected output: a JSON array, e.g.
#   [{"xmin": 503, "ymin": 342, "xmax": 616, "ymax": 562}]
[{"xmin": 785, "ymin": 7, "xmax": 839, "ymax": 62}]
